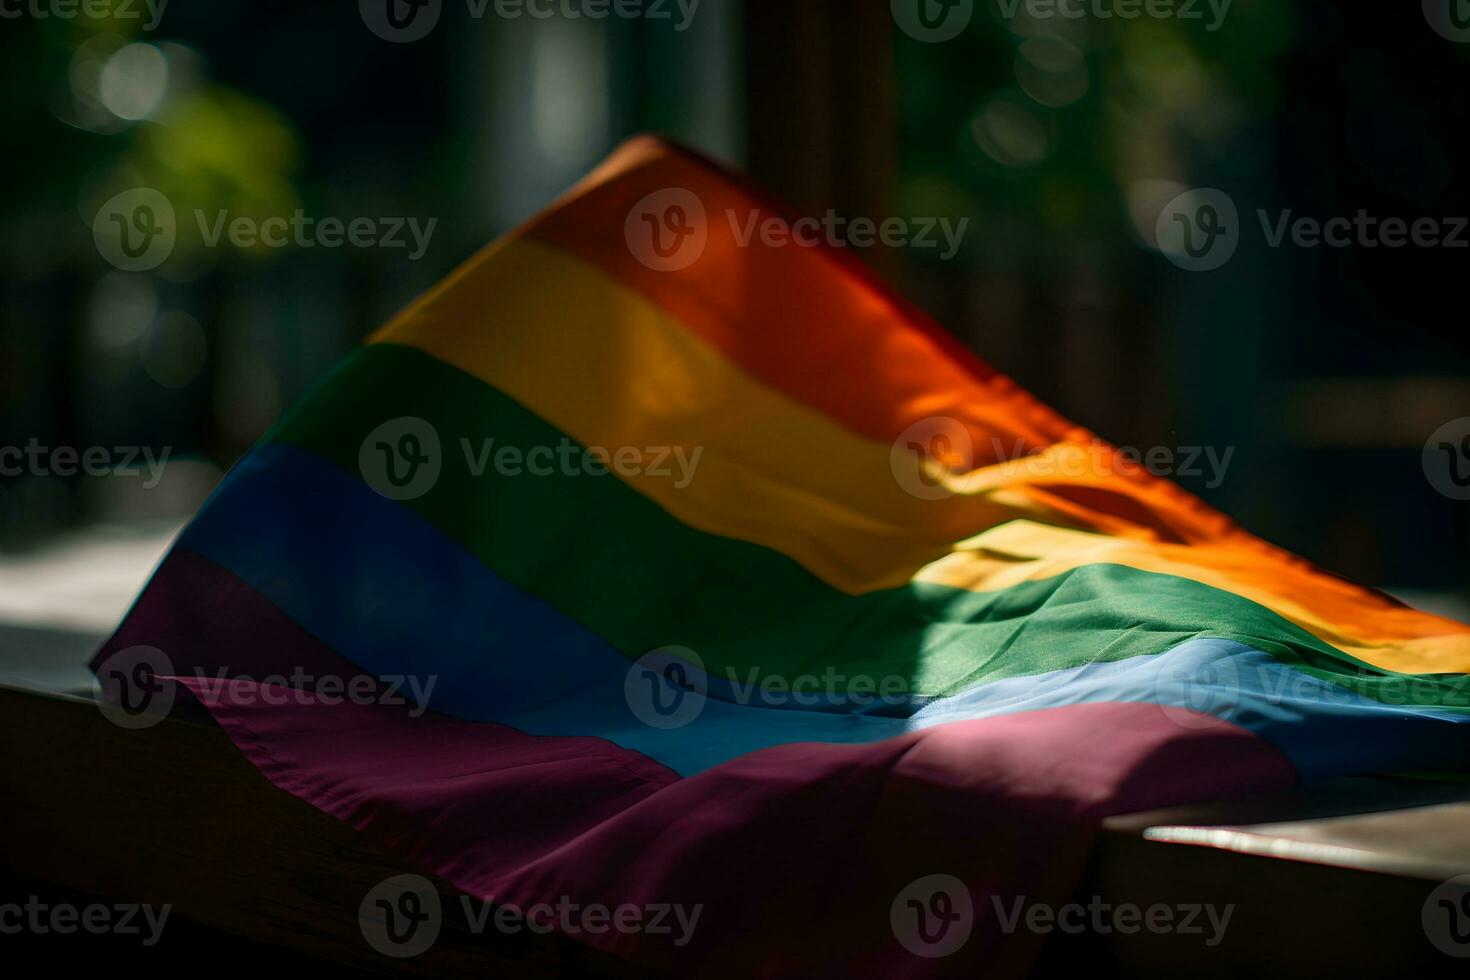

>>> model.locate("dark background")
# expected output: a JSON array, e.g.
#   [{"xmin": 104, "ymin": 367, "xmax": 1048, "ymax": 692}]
[{"xmin": 2, "ymin": 0, "xmax": 1467, "ymax": 594}]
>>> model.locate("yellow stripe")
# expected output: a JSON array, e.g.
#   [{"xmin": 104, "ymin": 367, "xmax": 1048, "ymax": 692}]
[{"xmin": 373, "ymin": 238, "xmax": 1066, "ymax": 592}]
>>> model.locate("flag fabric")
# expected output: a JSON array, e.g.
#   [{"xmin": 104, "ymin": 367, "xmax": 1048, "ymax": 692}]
[{"xmin": 95, "ymin": 136, "xmax": 1470, "ymax": 976}]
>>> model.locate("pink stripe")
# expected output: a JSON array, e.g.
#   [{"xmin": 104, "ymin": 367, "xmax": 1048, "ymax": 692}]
[
  {"xmin": 186, "ymin": 682, "xmax": 1293, "ymax": 976},
  {"xmin": 103, "ymin": 548, "xmax": 679, "ymax": 814},
  {"xmin": 101, "ymin": 548, "xmax": 351, "ymax": 682}
]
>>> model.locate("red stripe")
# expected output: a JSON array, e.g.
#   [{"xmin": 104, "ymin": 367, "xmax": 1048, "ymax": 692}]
[
  {"xmin": 519, "ymin": 137, "xmax": 1257, "ymax": 546},
  {"xmin": 522, "ymin": 137, "xmax": 1066, "ymax": 458}
]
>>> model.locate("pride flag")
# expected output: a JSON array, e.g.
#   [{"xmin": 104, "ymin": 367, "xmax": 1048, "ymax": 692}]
[{"xmin": 95, "ymin": 137, "xmax": 1470, "ymax": 975}]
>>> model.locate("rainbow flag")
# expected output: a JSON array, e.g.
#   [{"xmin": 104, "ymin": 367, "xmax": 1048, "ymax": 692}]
[{"xmin": 95, "ymin": 137, "xmax": 1470, "ymax": 975}]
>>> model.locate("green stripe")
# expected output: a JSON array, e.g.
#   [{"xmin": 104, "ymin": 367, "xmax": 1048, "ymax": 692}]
[{"xmin": 269, "ymin": 344, "xmax": 1470, "ymax": 710}]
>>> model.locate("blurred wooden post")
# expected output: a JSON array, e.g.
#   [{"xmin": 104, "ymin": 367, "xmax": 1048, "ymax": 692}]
[{"xmin": 742, "ymin": 0, "xmax": 900, "ymax": 282}]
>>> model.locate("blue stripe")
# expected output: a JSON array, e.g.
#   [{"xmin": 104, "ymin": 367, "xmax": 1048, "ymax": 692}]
[
  {"xmin": 180, "ymin": 446, "xmax": 907, "ymax": 774},
  {"xmin": 178, "ymin": 444, "xmax": 1470, "ymax": 779},
  {"xmin": 910, "ymin": 639, "xmax": 1470, "ymax": 780}
]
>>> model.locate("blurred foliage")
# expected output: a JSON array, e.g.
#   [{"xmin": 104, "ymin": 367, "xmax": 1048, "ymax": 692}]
[
  {"xmin": 893, "ymin": 0, "xmax": 1298, "ymax": 268},
  {"xmin": 2, "ymin": 14, "xmax": 302, "ymax": 275}
]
